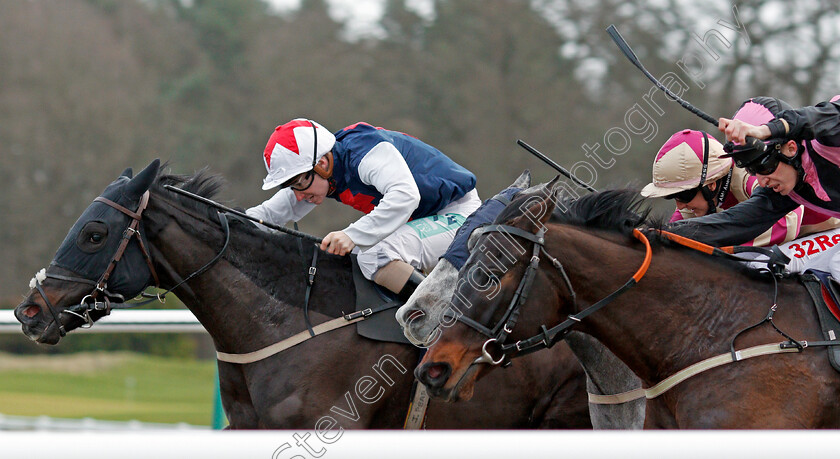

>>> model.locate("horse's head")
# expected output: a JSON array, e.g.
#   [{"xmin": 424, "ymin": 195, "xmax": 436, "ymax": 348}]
[
  {"xmin": 415, "ymin": 184, "xmax": 653, "ymax": 401},
  {"xmin": 15, "ymin": 160, "xmax": 161, "ymax": 344},
  {"xmin": 397, "ymin": 170, "xmax": 532, "ymax": 347},
  {"xmin": 414, "ymin": 176, "xmax": 574, "ymax": 401}
]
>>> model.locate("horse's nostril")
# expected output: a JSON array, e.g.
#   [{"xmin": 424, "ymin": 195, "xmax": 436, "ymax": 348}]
[
  {"xmin": 404, "ymin": 308, "xmax": 424, "ymax": 322},
  {"xmin": 22, "ymin": 305, "xmax": 40, "ymax": 318},
  {"xmin": 427, "ymin": 364, "xmax": 444, "ymax": 379},
  {"xmin": 417, "ymin": 362, "xmax": 452, "ymax": 391}
]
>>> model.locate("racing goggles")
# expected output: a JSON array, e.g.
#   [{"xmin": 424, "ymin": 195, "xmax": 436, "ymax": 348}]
[
  {"xmin": 743, "ymin": 154, "xmax": 781, "ymax": 176},
  {"xmin": 722, "ymin": 138, "xmax": 787, "ymax": 176},
  {"xmin": 280, "ymin": 171, "xmax": 315, "ymax": 191},
  {"xmin": 665, "ymin": 186, "xmax": 701, "ymax": 203}
]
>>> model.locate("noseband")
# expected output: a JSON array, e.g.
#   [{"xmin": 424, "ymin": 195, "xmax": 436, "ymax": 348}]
[
  {"xmin": 458, "ymin": 224, "xmax": 652, "ymax": 366},
  {"xmin": 31, "ymin": 190, "xmax": 230, "ymax": 337}
]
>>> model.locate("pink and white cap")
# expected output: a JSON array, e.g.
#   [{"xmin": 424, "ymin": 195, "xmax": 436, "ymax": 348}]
[
  {"xmin": 641, "ymin": 129, "xmax": 731, "ymax": 198},
  {"xmin": 261, "ymin": 118, "xmax": 336, "ymax": 190}
]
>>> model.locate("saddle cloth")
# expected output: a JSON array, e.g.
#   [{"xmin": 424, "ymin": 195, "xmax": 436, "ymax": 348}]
[
  {"xmin": 350, "ymin": 254, "xmax": 412, "ymax": 345},
  {"xmin": 799, "ymin": 270, "xmax": 840, "ymax": 372}
]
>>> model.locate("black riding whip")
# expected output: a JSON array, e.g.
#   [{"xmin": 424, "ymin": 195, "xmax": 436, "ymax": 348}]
[
  {"xmin": 605, "ymin": 25, "xmax": 764, "ymax": 150},
  {"xmin": 163, "ymin": 184, "xmax": 323, "ymax": 244},
  {"xmin": 516, "ymin": 139, "xmax": 598, "ymax": 192}
]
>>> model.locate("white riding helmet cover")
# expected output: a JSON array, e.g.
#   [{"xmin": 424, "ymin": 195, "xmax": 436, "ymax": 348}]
[
  {"xmin": 641, "ymin": 129, "xmax": 732, "ymax": 198},
  {"xmin": 261, "ymin": 118, "xmax": 336, "ymax": 190}
]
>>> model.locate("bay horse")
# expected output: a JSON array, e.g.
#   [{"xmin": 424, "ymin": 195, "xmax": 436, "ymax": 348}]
[
  {"xmin": 396, "ymin": 173, "xmax": 645, "ymax": 429},
  {"xmin": 415, "ymin": 178, "xmax": 840, "ymax": 428},
  {"xmin": 14, "ymin": 160, "xmax": 591, "ymax": 429}
]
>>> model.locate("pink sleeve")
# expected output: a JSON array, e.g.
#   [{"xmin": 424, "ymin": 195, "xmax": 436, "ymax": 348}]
[
  {"xmin": 739, "ymin": 206, "xmax": 803, "ymax": 247},
  {"xmin": 743, "ymin": 175, "xmax": 759, "ymax": 196},
  {"xmin": 738, "ymin": 176, "xmax": 803, "ymax": 246}
]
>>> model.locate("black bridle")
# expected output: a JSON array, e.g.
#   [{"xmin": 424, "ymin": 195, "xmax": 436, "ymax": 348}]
[
  {"xmin": 456, "ymin": 224, "xmax": 652, "ymax": 366},
  {"xmin": 30, "ymin": 189, "xmax": 231, "ymax": 338}
]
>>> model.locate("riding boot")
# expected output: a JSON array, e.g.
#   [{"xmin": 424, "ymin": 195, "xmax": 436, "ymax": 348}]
[
  {"xmin": 374, "ymin": 260, "xmax": 426, "ymax": 302},
  {"xmin": 397, "ymin": 269, "xmax": 426, "ymax": 302}
]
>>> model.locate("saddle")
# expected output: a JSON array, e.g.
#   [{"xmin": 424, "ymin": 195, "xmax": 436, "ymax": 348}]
[
  {"xmin": 798, "ymin": 270, "xmax": 840, "ymax": 372},
  {"xmin": 350, "ymin": 254, "xmax": 413, "ymax": 345}
]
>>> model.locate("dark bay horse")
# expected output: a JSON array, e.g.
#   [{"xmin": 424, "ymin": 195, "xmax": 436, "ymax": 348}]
[
  {"xmin": 415, "ymin": 179, "xmax": 840, "ymax": 428},
  {"xmin": 396, "ymin": 173, "xmax": 645, "ymax": 429},
  {"xmin": 15, "ymin": 160, "xmax": 591, "ymax": 429}
]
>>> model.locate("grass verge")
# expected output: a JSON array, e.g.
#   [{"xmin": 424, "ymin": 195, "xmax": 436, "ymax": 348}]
[{"xmin": 0, "ymin": 351, "xmax": 217, "ymax": 425}]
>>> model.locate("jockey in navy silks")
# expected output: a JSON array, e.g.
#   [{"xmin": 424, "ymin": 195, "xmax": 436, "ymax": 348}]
[
  {"xmin": 247, "ymin": 119, "xmax": 480, "ymax": 299},
  {"xmin": 669, "ymin": 95, "xmax": 840, "ymax": 279}
]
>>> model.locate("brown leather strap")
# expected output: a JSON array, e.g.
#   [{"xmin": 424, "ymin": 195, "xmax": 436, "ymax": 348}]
[
  {"xmin": 94, "ymin": 196, "xmax": 142, "ymax": 220},
  {"xmin": 91, "ymin": 191, "xmax": 159, "ymax": 296},
  {"xmin": 313, "ymin": 151, "xmax": 334, "ymax": 179}
]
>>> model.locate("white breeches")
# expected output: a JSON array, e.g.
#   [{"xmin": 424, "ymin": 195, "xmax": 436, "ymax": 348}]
[{"xmin": 357, "ymin": 189, "xmax": 482, "ymax": 280}]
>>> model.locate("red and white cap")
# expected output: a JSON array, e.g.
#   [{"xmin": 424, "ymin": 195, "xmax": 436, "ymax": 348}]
[
  {"xmin": 261, "ymin": 118, "xmax": 336, "ymax": 190},
  {"xmin": 641, "ymin": 129, "xmax": 731, "ymax": 198}
]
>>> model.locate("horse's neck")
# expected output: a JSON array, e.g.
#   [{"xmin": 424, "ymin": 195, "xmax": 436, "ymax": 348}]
[
  {"xmin": 144, "ymin": 199, "xmax": 353, "ymax": 352},
  {"xmin": 553, "ymin": 225, "xmax": 781, "ymax": 386},
  {"xmin": 224, "ymin": 229, "xmax": 355, "ymax": 320}
]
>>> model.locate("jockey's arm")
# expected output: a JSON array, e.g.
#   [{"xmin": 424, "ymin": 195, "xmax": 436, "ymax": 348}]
[
  {"xmin": 246, "ymin": 187, "xmax": 316, "ymax": 228},
  {"xmin": 665, "ymin": 187, "xmax": 799, "ymax": 247},
  {"xmin": 342, "ymin": 142, "xmax": 421, "ymax": 248},
  {"xmin": 768, "ymin": 96, "xmax": 840, "ymax": 144}
]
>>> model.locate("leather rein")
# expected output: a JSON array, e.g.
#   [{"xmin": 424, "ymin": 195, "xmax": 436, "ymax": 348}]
[
  {"xmin": 31, "ymin": 190, "xmax": 231, "ymax": 338},
  {"xmin": 29, "ymin": 187, "xmax": 376, "ymax": 365},
  {"xmin": 458, "ymin": 224, "xmax": 652, "ymax": 366},
  {"xmin": 456, "ymin": 223, "xmax": 825, "ymax": 404}
]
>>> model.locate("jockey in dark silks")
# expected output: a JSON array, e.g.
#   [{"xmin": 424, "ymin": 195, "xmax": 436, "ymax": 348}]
[{"xmin": 669, "ymin": 95, "xmax": 840, "ymax": 278}]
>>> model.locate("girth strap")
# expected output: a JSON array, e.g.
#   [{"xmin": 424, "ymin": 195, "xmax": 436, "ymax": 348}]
[
  {"xmin": 216, "ymin": 300, "xmax": 402, "ymax": 364},
  {"xmin": 588, "ymin": 342, "xmax": 801, "ymax": 404},
  {"xmin": 216, "ymin": 315, "xmax": 366, "ymax": 364}
]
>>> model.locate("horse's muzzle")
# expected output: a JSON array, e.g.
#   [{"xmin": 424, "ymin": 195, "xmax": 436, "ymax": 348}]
[{"xmin": 15, "ymin": 297, "xmax": 60, "ymax": 344}]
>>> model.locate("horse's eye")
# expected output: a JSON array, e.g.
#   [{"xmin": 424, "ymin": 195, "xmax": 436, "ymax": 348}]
[{"xmin": 76, "ymin": 221, "xmax": 109, "ymax": 253}]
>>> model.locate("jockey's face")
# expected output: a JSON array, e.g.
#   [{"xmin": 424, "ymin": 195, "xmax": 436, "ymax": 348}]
[
  {"xmin": 674, "ymin": 191, "xmax": 711, "ymax": 217},
  {"xmin": 284, "ymin": 158, "xmax": 330, "ymax": 204},
  {"xmin": 292, "ymin": 174, "xmax": 329, "ymax": 204},
  {"xmin": 673, "ymin": 181, "xmax": 717, "ymax": 217},
  {"xmin": 756, "ymin": 141, "xmax": 799, "ymax": 196}
]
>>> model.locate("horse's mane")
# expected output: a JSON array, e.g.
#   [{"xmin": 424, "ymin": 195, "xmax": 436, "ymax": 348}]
[
  {"xmin": 497, "ymin": 185, "xmax": 775, "ymax": 280},
  {"xmin": 496, "ymin": 186, "xmax": 659, "ymax": 236},
  {"xmin": 150, "ymin": 166, "xmax": 306, "ymax": 246},
  {"xmin": 153, "ymin": 165, "xmax": 226, "ymax": 214},
  {"xmin": 148, "ymin": 165, "xmax": 353, "ymax": 317}
]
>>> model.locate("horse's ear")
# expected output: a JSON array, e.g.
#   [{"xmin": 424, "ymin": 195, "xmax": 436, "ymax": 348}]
[
  {"xmin": 121, "ymin": 168, "xmax": 134, "ymax": 179},
  {"xmin": 510, "ymin": 170, "xmax": 531, "ymax": 189},
  {"xmin": 510, "ymin": 175, "xmax": 561, "ymax": 233},
  {"xmin": 124, "ymin": 159, "xmax": 160, "ymax": 200}
]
